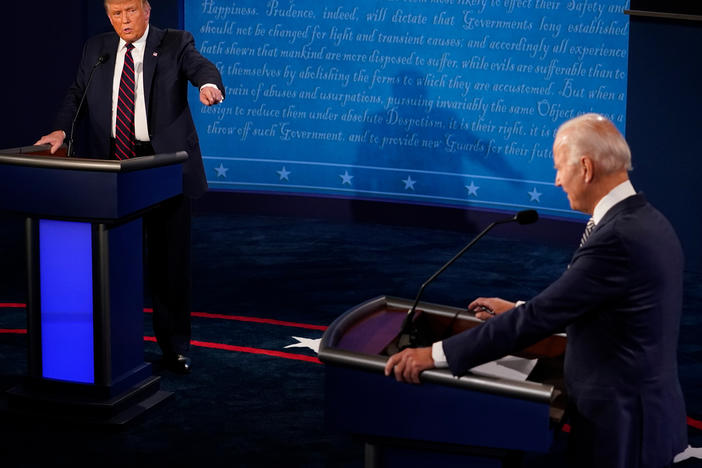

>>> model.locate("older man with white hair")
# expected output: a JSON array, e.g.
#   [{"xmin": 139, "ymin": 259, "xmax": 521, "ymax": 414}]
[{"xmin": 385, "ymin": 113, "xmax": 688, "ymax": 468}]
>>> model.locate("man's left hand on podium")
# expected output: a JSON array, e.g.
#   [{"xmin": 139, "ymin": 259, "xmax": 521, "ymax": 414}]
[
  {"xmin": 384, "ymin": 346, "xmax": 435, "ymax": 384},
  {"xmin": 34, "ymin": 130, "xmax": 66, "ymax": 154}
]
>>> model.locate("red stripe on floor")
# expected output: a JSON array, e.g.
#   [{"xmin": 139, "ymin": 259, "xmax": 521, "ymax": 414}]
[
  {"xmin": 191, "ymin": 340, "xmax": 322, "ymax": 364},
  {"xmin": 191, "ymin": 312, "xmax": 327, "ymax": 331},
  {"xmin": 689, "ymin": 416, "xmax": 702, "ymax": 431},
  {"xmin": 142, "ymin": 308, "xmax": 327, "ymax": 331},
  {"xmin": 1, "ymin": 304, "xmax": 327, "ymax": 331},
  {"xmin": 0, "ymin": 328, "xmax": 26, "ymax": 334},
  {"xmin": 143, "ymin": 336, "xmax": 321, "ymax": 364}
]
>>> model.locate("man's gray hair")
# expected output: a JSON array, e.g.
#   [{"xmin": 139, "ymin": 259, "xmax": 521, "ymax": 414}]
[{"xmin": 554, "ymin": 113, "xmax": 632, "ymax": 173}]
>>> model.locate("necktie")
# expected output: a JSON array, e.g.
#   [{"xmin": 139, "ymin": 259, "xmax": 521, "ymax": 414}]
[
  {"xmin": 579, "ymin": 218, "xmax": 595, "ymax": 247},
  {"xmin": 115, "ymin": 43, "xmax": 136, "ymax": 160}
]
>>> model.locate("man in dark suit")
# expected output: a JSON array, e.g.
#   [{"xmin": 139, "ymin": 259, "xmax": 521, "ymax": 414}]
[
  {"xmin": 36, "ymin": 0, "xmax": 225, "ymax": 373},
  {"xmin": 385, "ymin": 113, "xmax": 688, "ymax": 467}
]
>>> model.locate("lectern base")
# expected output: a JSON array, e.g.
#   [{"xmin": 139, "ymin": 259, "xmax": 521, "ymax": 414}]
[{"xmin": 3, "ymin": 375, "xmax": 172, "ymax": 426}]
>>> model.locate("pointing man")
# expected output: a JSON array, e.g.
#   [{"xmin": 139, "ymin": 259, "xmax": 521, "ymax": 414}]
[{"xmin": 36, "ymin": 0, "xmax": 225, "ymax": 373}]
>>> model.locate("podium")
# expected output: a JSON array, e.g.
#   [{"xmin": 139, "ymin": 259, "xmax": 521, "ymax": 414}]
[
  {"xmin": 0, "ymin": 144, "xmax": 187, "ymax": 424},
  {"xmin": 319, "ymin": 296, "xmax": 567, "ymax": 467}
]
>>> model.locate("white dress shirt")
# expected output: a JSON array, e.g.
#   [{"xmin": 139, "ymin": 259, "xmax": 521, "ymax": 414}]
[
  {"xmin": 110, "ymin": 25, "xmax": 222, "ymax": 143},
  {"xmin": 591, "ymin": 179, "xmax": 636, "ymax": 225},
  {"xmin": 112, "ymin": 25, "xmax": 150, "ymax": 142},
  {"xmin": 430, "ymin": 179, "xmax": 637, "ymax": 368}
]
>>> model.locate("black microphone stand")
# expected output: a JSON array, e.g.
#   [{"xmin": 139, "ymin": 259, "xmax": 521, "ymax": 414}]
[
  {"xmin": 67, "ymin": 55, "xmax": 108, "ymax": 157},
  {"xmin": 387, "ymin": 210, "xmax": 538, "ymax": 354}
]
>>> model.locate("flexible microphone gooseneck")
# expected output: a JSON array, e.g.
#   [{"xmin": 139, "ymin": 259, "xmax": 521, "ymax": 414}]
[
  {"xmin": 390, "ymin": 209, "xmax": 539, "ymax": 352},
  {"xmin": 67, "ymin": 54, "xmax": 109, "ymax": 157}
]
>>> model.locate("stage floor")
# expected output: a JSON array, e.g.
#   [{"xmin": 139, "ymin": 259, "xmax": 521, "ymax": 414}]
[{"xmin": 0, "ymin": 212, "xmax": 700, "ymax": 466}]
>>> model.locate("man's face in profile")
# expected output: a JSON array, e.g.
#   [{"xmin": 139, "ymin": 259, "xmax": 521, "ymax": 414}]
[{"xmin": 106, "ymin": 0, "xmax": 150, "ymax": 43}]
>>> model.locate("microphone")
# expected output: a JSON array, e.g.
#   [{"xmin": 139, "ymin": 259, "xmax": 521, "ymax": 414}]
[
  {"xmin": 513, "ymin": 209, "xmax": 538, "ymax": 225},
  {"xmin": 66, "ymin": 54, "xmax": 109, "ymax": 157},
  {"xmin": 388, "ymin": 209, "xmax": 539, "ymax": 353}
]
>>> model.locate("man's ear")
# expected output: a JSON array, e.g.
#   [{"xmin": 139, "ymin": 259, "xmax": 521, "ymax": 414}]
[
  {"xmin": 144, "ymin": 2, "xmax": 151, "ymax": 21},
  {"xmin": 581, "ymin": 155, "xmax": 594, "ymax": 183}
]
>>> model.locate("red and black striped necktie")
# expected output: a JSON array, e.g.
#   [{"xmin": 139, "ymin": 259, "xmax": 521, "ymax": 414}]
[{"xmin": 115, "ymin": 43, "xmax": 136, "ymax": 160}]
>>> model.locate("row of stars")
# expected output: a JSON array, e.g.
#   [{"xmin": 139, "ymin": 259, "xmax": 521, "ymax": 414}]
[{"xmin": 213, "ymin": 163, "xmax": 545, "ymax": 202}]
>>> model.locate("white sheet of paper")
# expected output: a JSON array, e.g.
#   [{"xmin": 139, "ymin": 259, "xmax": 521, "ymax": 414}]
[{"xmin": 469, "ymin": 355, "xmax": 538, "ymax": 381}]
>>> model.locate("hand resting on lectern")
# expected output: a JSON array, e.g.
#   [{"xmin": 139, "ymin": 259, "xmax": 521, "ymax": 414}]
[
  {"xmin": 384, "ymin": 346, "xmax": 434, "ymax": 384},
  {"xmin": 385, "ymin": 296, "xmax": 519, "ymax": 384},
  {"xmin": 34, "ymin": 130, "xmax": 66, "ymax": 154},
  {"xmin": 468, "ymin": 297, "xmax": 516, "ymax": 321}
]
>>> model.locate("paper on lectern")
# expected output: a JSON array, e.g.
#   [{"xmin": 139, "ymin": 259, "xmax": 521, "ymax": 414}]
[{"xmin": 469, "ymin": 355, "xmax": 538, "ymax": 382}]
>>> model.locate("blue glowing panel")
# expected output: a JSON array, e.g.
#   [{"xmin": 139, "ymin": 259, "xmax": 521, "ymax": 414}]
[
  {"xmin": 39, "ymin": 220, "xmax": 94, "ymax": 384},
  {"xmin": 187, "ymin": 0, "xmax": 629, "ymax": 220}
]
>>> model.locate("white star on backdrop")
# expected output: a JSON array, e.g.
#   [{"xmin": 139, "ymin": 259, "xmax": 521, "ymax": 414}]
[
  {"xmin": 284, "ymin": 336, "xmax": 321, "ymax": 353},
  {"xmin": 465, "ymin": 180, "xmax": 480, "ymax": 197},
  {"xmin": 402, "ymin": 176, "xmax": 416, "ymax": 190},
  {"xmin": 214, "ymin": 163, "xmax": 229, "ymax": 178},
  {"xmin": 277, "ymin": 166, "xmax": 291, "ymax": 181},
  {"xmin": 339, "ymin": 170, "xmax": 354, "ymax": 185},
  {"xmin": 528, "ymin": 188, "xmax": 542, "ymax": 202}
]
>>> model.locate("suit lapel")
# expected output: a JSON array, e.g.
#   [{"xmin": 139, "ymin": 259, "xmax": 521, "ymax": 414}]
[
  {"xmin": 95, "ymin": 34, "xmax": 120, "ymax": 145},
  {"xmin": 143, "ymin": 26, "xmax": 165, "ymax": 123}
]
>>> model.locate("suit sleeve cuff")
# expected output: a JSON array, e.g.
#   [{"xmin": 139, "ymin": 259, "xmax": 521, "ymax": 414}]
[{"xmin": 432, "ymin": 341, "xmax": 449, "ymax": 368}]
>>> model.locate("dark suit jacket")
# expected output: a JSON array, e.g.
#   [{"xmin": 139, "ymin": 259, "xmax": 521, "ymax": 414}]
[
  {"xmin": 54, "ymin": 26, "xmax": 224, "ymax": 198},
  {"xmin": 443, "ymin": 193, "xmax": 687, "ymax": 467}
]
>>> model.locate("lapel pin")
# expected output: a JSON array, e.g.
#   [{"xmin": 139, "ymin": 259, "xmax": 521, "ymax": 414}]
[{"xmin": 153, "ymin": 51, "xmax": 158, "ymax": 57}]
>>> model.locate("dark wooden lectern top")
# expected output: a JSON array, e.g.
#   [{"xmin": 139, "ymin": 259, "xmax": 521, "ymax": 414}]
[
  {"xmin": 320, "ymin": 295, "xmax": 566, "ymax": 404},
  {"xmin": 0, "ymin": 144, "xmax": 188, "ymax": 221},
  {"xmin": 0, "ymin": 144, "xmax": 187, "ymax": 172}
]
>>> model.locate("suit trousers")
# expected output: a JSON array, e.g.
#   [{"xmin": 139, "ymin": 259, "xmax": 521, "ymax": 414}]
[
  {"xmin": 145, "ymin": 194, "xmax": 192, "ymax": 356},
  {"xmin": 109, "ymin": 137, "xmax": 191, "ymax": 355}
]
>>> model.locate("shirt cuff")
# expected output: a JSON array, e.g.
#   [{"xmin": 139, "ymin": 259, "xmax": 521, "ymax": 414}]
[
  {"xmin": 432, "ymin": 341, "xmax": 449, "ymax": 368},
  {"xmin": 432, "ymin": 302, "xmax": 525, "ymax": 369},
  {"xmin": 200, "ymin": 83, "xmax": 220, "ymax": 92}
]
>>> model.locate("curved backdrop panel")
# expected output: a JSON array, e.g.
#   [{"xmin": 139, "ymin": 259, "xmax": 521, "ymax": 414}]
[{"xmin": 186, "ymin": 0, "xmax": 629, "ymax": 220}]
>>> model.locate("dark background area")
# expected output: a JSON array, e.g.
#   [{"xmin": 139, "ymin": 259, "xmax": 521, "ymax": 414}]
[{"xmin": 629, "ymin": 1, "xmax": 702, "ymax": 16}]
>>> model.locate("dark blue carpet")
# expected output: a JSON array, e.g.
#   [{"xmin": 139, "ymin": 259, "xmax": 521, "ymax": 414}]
[{"xmin": 0, "ymin": 211, "xmax": 700, "ymax": 466}]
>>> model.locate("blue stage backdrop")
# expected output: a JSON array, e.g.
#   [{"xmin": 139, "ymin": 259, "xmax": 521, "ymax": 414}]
[{"xmin": 185, "ymin": 0, "xmax": 629, "ymax": 220}]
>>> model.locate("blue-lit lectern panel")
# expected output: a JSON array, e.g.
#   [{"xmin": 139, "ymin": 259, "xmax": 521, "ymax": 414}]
[
  {"xmin": 0, "ymin": 151, "xmax": 184, "ymax": 422},
  {"xmin": 187, "ymin": 0, "xmax": 629, "ymax": 219},
  {"xmin": 39, "ymin": 219, "xmax": 94, "ymax": 384}
]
